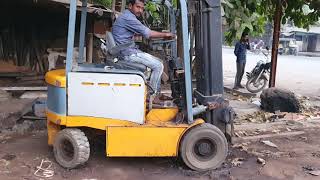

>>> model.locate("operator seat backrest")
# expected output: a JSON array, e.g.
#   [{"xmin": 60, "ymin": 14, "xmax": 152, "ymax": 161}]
[
  {"xmin": 105, "ymin": 31, "xmax": 134, "ymax": 56},
  {"xmin": 103, "ymin": 31, "xmax": 147, "ymax": 73}
]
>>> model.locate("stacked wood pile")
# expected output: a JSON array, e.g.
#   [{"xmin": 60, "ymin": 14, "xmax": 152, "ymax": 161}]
[
  {"xmin": 0, "ymin": 28, "xmax": 49, "ymax": 74},
  {"xmin": 0, "ymin": 60, "xmax": 45, "ymax": 88},
  {"xmin": 0, "ymin": 71, "xmax": 45, "ymax": 87}
]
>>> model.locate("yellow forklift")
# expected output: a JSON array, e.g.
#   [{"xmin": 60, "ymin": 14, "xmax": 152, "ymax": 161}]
[{"xmin": 45, "ymin": 0, "xmax": 234, "ymax": 171}]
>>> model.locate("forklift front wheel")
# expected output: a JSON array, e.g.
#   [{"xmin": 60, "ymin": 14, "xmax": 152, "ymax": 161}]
[
  {"xmin": 180, "ymin": 123, "xmax": 228, "ymax": 171},
  {"xmin": 53, "ymin": 128, "xmax": 90, "ymax": 169}
]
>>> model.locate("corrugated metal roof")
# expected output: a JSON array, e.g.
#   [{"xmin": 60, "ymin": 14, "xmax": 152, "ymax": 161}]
[
  {"xmin": 48, "ymin": 0, "xmax": 112, "ymax": 15},
  {"xmin": 283, "ymin": 25, "xmax": 320, "ymax": 35}
]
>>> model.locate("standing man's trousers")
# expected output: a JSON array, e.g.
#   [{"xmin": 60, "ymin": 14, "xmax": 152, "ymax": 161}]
[{"xmin": 234, "ymin": 62, "xmax": 246, "ymax": 88}]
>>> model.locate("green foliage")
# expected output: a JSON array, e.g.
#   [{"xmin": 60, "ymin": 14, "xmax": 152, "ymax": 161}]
[
  {"xmin": 145, "ymin": 2, "xmax": 161, "ymax": 21},
  {"xmin": 223, "ymin": 0, "xmax": 320, "ymax": 45},
  {"xmin": 144, "ymin": 2, "xmax": 166, "ymax": 28},
  {"xmin": 223, "ymin": 0, "xmax": 266, "ymax": 45},
  {"xmin": 93, "ymin": 0, "xmax": 112, "ymax": 8}
]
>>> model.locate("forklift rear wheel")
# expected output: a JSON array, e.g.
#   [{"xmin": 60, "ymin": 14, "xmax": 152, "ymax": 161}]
[
  {"xmin": 180, "ymin": 123, "xmax": 228, "ymax": 171},
  {"xmin": 53, "ymin": 128, "xmax": 90, "ymax": 169}
]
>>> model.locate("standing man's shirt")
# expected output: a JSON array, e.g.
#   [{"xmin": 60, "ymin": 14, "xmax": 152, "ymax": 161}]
[
  {"xmin": 234, "ymin": 42, "xmax": 250, "ymax": 63},
  {"xmin": 112, "ymin": 10, "xmax": 151, "ymax": 56}
]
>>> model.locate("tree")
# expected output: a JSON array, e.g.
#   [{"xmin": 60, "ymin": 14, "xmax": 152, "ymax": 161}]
[{"xmin": 222, "ymin": 0, "xmax": 320, "ymax": 45}]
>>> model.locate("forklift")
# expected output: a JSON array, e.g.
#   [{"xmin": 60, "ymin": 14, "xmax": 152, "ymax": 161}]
[{"xmin": 45, "ymin": 0, "xmax": 234, "ymax": 171}]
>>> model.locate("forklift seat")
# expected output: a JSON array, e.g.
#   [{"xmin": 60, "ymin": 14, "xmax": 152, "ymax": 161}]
[{"xmin": 105, "ymin": 31, "xmax": 147, "ymax": 72}]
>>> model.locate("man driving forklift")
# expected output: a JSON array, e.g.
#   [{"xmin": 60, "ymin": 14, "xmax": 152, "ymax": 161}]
[
  {"xmin": 45, "ymin": 0, "xmax": 235, "ymax": 172},
  {"xmin": 112, "ymin": 0, "xmax": 175, "ymax": 97}
]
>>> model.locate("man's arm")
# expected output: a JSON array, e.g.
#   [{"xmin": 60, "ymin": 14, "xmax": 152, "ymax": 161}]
[
  {"xmin": 125, "ymin": 19, "xmax": 174, "ymax": 39},
  {"xmin": 149, "ymin": 30, "xmax": 175, "ymax": 39},
  {"xmin": 234, "ymin": 42, "xmax": 239, "ymax": 56},
  {"xmin": 246, "ymin": 42, "xmax": 251, "ymax": 50}
]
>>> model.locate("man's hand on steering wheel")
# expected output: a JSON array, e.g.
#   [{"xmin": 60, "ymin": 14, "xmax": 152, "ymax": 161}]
[{"xmin": 164, "ymin": 32, "xmax": 176, "ymax": 40}]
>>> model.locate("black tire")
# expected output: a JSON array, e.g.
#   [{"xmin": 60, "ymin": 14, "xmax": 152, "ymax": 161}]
[
  {"xmin": 53, "ymin": 128, "xmax": 90, "ymax": 169},
  {"xmin": 179, "ymin": 123, "xmax": 228, "ymax": 171},
  {"xmin": 246, "ymin": 74, "xmax": 268, "ymax": 93}
]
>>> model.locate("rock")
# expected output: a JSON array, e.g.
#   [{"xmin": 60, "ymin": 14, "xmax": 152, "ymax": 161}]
[
  {"xmin": 251, "ymin": 100, "xmax": 261, "ymax": 107},
  {"xmin": 12, "ymin": 120, "xmax": 46, "ymax": 134},
  {"xmin": 303, "ymin": 165, "xmax": 315, "ymax": 171},
  {"xmin": 312, "ymin": 151, "xmax": 320, "ymax": 158},
  {"xmin": 0, "ymin": 90, "xmax": 11, "ymax": 101},
  {"xmin": 0, "ymin": 159, "xmax": 10, "ymax": 167},
  {"xmin": 0, "ymin": 99, "xmax": 35, "ymax": 130},
  {"xmin": 300, "ymin": 136, "xmax": 308, "ymax": 141},
  {"xmin": 303, "ymin": 166, "xmax": 320, "ymax": 176},
  {"xmin": 261, "ymin": 140, "xmax": 278, "ymax": 148},
  {"xmin": 308, "ymin": 170, "xmax": 320, "ymax": 176},
  {"xmin": 12, "ymin": 121, "xmax": 34, "ymax": 135},
  {"xmin": 257, "ymin": 158, "xmax": 266, "ymax": 165},
  {"xmin": 232, "ymin": 142, "xmax": 250, "ymax": 151},
  {"xmin": 31, "ymin": 120, "xmax": 47, "ymax": 130},
  {"xmin": 2, "ymin": 154, "xmax": 16, "ymax": 161},
  {"xmin": 231, "ymin": 158, "xmax": 244, "ymax": 167},
  {"xmin": 260, "ymin": 88, "xmax": 301, "ymax": 113},
  {"xmin": 271, "ymin": 129, "xmax": 281, "ymax": 133}
]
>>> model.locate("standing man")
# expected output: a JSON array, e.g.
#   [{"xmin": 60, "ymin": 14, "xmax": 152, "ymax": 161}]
[
  {"xmin": 234, "ymin": 32, "xmax": 250, "ymax": 89},
  {"xmin": 112, "ymin": 0, "xmax": 174, "ymax": 95}
]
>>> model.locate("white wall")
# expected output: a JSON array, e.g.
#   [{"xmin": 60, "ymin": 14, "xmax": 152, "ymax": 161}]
[
  {"xmin": 316, "ymin": 35, "xmax": 320, "ymax": 52},
  {"xmin": 302, "ymin": 36, "xmax": 309, "ymax": 52}
]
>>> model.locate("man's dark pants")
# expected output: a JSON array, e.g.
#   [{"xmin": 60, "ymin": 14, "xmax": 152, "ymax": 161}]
[{"xmin": 234, "ymin": 62, "xmax": 246, "ymax": 88}]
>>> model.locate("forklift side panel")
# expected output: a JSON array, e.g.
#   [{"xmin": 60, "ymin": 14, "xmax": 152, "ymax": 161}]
[
  {"xmin": 68, "ymin": 72, "xmax": 146, "ymax": 124},
  {"xmin": 106, "ymin": 126, "xmax": 186, "ymax": 157},
  {"xmin": 146, "ymin": 108, "xmax": 179, "ymax": 122},
  {"xmin": 47, "ymin": 85, "xmax": 66, "ymax": 115}
]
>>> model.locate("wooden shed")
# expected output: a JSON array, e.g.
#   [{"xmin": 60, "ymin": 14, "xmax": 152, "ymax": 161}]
[{"xmin": 0, "ymin": 0, "xmax": 113, "ymax": 88}]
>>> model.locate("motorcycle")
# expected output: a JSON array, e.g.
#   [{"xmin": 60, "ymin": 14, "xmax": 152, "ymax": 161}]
[
  {"xmin": 246, "ymin": 48, "xmax": 271, "ymax": 93},
  {"xmin": 250, "ymin": 40, "xmax": 265, "ymax": 55}
]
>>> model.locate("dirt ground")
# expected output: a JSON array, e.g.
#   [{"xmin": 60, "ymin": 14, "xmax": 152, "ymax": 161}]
[
  {"xmin": 0, "ymin": 126, "xmax": 320, "ymax": 180},
  {"xmin": 1, "ymin": 90, "xmax": 319, "ymax": 180}
]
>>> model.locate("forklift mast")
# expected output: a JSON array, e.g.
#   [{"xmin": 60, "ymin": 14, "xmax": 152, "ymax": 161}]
[
  {"xmin": 189, "ymin": 0, "xmax": 234, "ymax": 135},
  {"xmin": 165, "ymin": 0, "xmax": 233, "ymax": 135},
  {"xmin": 193, "ymin": 0, "xmax": 224, "ymax": 95}
]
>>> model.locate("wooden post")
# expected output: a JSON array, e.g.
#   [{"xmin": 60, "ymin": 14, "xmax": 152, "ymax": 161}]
[
  {"xmin": 269, "ymin": 0, "xmax": 283, "ymax": 87},
  {"xmin": 86, "ymin": 33, "xmax": 93, "ymax": 63},
  {"xmin": 121, "ymin": 0, "xmax": 126, "ymax": 12}
]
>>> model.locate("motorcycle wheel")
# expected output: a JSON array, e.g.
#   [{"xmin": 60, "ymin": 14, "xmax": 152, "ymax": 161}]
[{"xmin": 246, "ymin": 74, "xmax": 268, "ymax": 93}]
